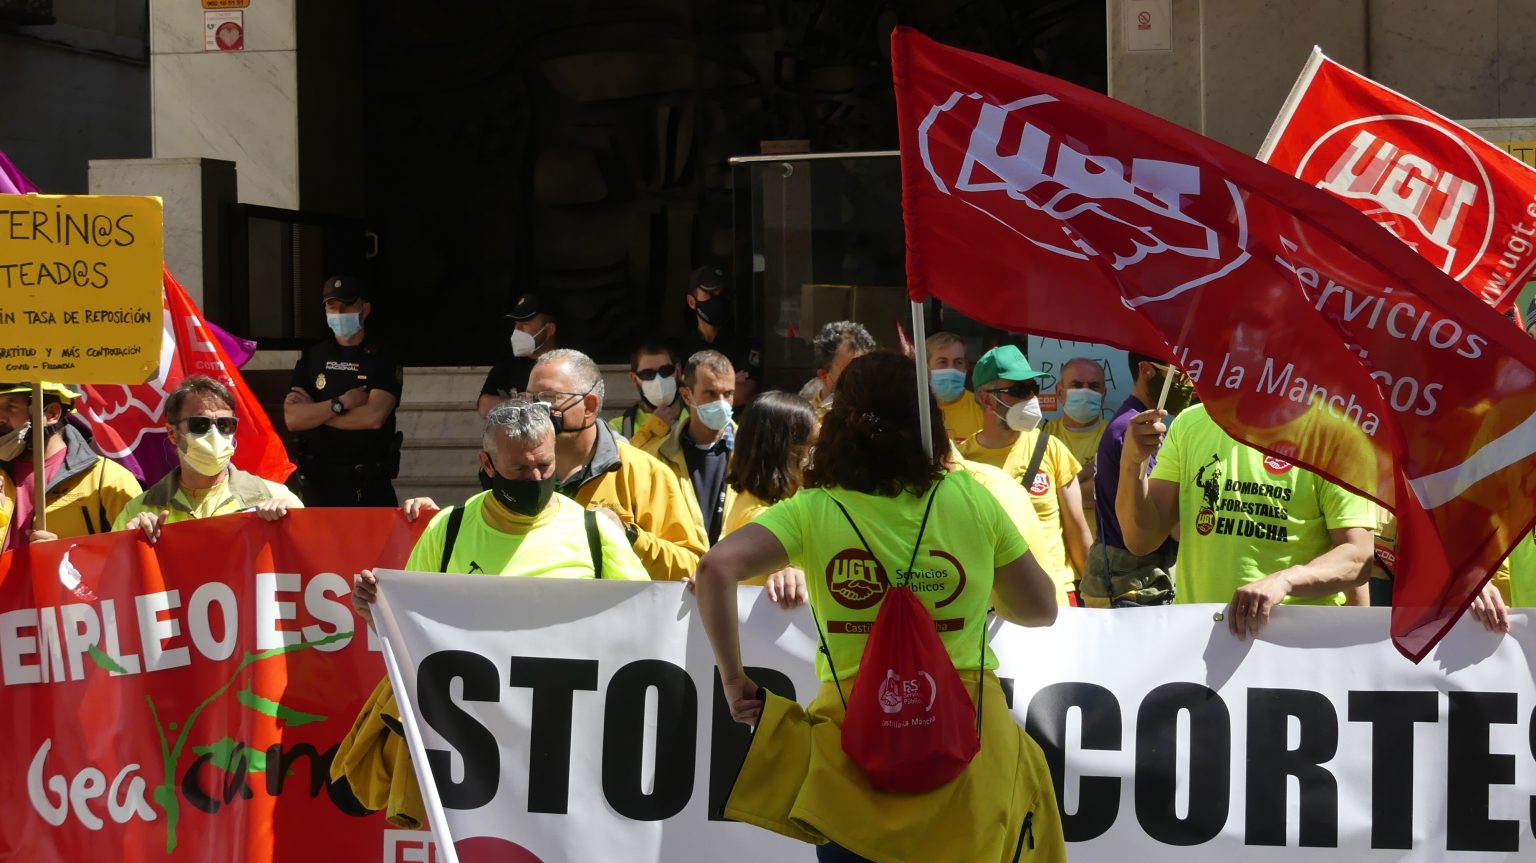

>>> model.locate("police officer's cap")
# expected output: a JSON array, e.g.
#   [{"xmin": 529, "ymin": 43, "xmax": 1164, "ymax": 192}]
[
  {"xmin": 689, "ymin": 264, "xmax": 727, "ymax": 294},
  {"xmin": 321, "ymin": 275, "xmax": 368, "ymax": 304},
  {"xmin": 506, "ymin": 291, "xmax": 562, "ymax": 322}
]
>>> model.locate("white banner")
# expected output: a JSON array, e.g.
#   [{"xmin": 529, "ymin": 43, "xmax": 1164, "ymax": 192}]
[{"xmin": 372, "ymin": 574, "xmax": 1536, "ymax": 863}]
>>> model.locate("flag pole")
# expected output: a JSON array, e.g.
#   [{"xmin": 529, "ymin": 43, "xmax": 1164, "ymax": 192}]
[
  {"xmin": 30, "ymin": 383, "xmax": 45, "ymax": 533},
  {"xmin": 911, "ymin": 300, "xmax": 934, "ymax": 457}
]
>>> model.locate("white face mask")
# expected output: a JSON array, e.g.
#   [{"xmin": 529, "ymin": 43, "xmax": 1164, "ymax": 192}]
[
  {"xmin": 0, "ymin": 422, "xmax": 29, "ymax": 461},
  {"xmin": 181, "ymin": 427, "xmax": 236, "ymax": 477},
  {"xmin": 639, "ymin": 375, "xmax": 677, "ymax": 408},
  {"xmin": 510, "ymin": 324, "xmax": 548, "ymax": 358},
  {"xmin": 1001, "ymin": 396, "xmax": 1043, "ymax": 432}
]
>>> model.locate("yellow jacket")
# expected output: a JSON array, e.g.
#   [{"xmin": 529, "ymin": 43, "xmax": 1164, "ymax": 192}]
[
  {"xmin": 726, "ymin": 673, "xmax": 1066, "ymax": 862},
  {"xmin": 7, "ymin": 424, "xmax": 142, "ymax": 541},
  {"xmin": 622, "ymin": 408, "xmax": 684, "ymax": 452},
  {"xmin": 330, "ymin": 677, "xmax": 426, "ymax": 828},
  {"xmin": 113, "ymin": 465, "xmax": 303, "ymax": 530},
  {"xmin": 559, "ymin": 424, "xmax": 707, "ymax": 581},
  {"xmin": 642, "ymin": 416, "xmax": 736, "ymax": 548}
]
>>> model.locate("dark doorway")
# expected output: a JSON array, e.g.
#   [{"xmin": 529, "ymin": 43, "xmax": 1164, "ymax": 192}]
[{"xmin": 358, "ymin": 0, "xmax": 1105, "ymax": 365}]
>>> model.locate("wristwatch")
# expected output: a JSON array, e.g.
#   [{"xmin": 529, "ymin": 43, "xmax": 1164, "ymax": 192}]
[
  {"xmin": 330, "ymin": 397, "xmax": 346, "ymax": 415},
  {"xmin": 624, "ymin": 521, "xmax": 640, "ymax": 546}
]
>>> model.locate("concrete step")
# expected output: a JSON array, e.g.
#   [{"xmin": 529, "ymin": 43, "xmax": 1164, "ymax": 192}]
[
  {"xmin": 399, "ymin": 364, "xmax": 639, "ymax": 410},
  {"xmin": 400, "ymin": 366, "xmax": 491, "ymax": 407},
  {"xmin": 396, "ymin": 405, "xmax": 487, "ymax": 442},
  {"xmin": 393, "ymin": 477, "xmax": 482, "ymax": 509},
  {"xmin": 398, "ymin": 445, "xmax": 481, "ymax": 479}
]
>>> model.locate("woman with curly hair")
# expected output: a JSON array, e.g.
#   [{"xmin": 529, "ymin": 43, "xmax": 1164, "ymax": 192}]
[{"xmin": 694, "ymin": 351, "xmax": 1065, "ymax": 862}]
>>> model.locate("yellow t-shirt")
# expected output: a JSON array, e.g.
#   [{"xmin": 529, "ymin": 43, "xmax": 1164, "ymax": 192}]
[
  {"xmin": 722, "ymin": 490, "xmax": 771, "ymax": 538},
  {"xmin": 753, "ymin": 472, "xmax": 1027, "ymax": 683},
  {"xmin": 1149, "ymin": 405, "xmax": 1374, "ymax": 605},
  {"xmin": 938, "ymin": 393, "xmax": 985, "ymax": 443},
  {"xmin": 958, "ymin": 429, "xmax": 1081, "ymax": 591},
  {"xmin": 405, "ymin": 491, "xmax": 650, "ymax": 580},
  {"xmin": 722, "ymin": 489, "xmax": 775, "ymax": 587},
  {"xmin": 1044, "ymin": 417, "xmax": 1106, "ymax": 538},
  {"xmin": 955, "ymin": 458, "xmax": 1069, "ymax": 605}
]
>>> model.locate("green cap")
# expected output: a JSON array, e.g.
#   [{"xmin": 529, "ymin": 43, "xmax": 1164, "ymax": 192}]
[{"xmin": 972, "ymin": 345, "xmax": 1048, "ymax": 389}]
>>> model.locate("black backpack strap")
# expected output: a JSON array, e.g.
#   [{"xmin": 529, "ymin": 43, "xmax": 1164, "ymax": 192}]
[
  {"xmin": 584, "ymin": 509, "xmax": 603, "ymax": 578},
  {"xmin": 1022, "ymin": 428, "xmax": 1051, "ymax": 491},
  {"xmin": 439, "ymin": 506, "xmax": 465, "ymax": 573}
]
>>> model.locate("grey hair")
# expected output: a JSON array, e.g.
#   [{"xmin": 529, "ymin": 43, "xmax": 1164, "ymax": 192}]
[
  {"xmin": 812, "ymin": 321, "xmax": 876, "ymax": 371},
  {"xmin": 483, "ymin": 401, "xmax": 555, "ymax": 450},
  {"xmin": 535, "ymin": 348, "xmax": 606, "ymax": 410}
]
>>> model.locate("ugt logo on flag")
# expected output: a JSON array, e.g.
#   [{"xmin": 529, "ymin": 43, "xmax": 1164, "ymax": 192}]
[
  {"xmin": 918, "ymin": 90, "xmax": 1251, "ymax": 309},
  {"xmin": 1261, "ymin": 49, "xmax": 1536, "ymax": 310}
]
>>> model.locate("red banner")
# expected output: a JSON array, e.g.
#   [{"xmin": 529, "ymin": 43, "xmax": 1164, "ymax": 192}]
[
  {"xmin": 891, "ymin": 28, "xmax": 1536, "ymax": 660},
  {"xmin": 0, "ymin": 510, "xmax": 422, "ymax": 862},
  {"xmin": 79, "ymin": 266, "xmax": 295, "ymax": 487},
  {"xmin": 1260, "ymin": 50, "xmax": 1536, "ymax": 311}
]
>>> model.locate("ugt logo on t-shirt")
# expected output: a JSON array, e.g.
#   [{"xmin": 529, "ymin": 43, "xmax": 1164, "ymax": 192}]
[{"xmin": 1028, "ymin": 472, "xmax": 1051, "ymax": 496}]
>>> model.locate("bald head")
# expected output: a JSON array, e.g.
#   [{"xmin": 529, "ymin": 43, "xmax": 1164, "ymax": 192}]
[{"xmin": 1058, "ymin": 358, "xmax": 1105, "ymax": 395}]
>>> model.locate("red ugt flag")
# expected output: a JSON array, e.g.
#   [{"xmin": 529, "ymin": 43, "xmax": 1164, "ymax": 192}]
[
  {"xmin": 892, "ymin": 28, "xmax": 1536, "ymax": 660},
  {"xmin": 79, "ymin": 266, "xmax": 295, "ymax": 486},
  {"xmin": 1260, "ymin": 48, "xmax": 1536, "ymax": 312}
]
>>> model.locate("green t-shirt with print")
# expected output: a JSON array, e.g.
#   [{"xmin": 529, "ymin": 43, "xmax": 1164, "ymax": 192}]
[
  {"xmin": 753, "ymin": 471, "xmax": 1029, "ymax": 683},
  {"xmin": 405, "ymin": 491, "xmax": 649, "ymax": 580},
  {"xmin": 1149, "ymin": 405, "xmax": 1374, "ymax": 606}
]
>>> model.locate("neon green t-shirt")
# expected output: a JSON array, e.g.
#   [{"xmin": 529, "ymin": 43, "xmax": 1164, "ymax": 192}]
[
  {"xmin": 1149, "ymin": 405, "xmax": 1374, "ymax": 606},
  {"xmin": 405, "ymin": 491, "xmax": 649, "ymax": 580},
  {"xmin": 753, "ymin": 471, "xmax": 1028, "ymax": 683},
  {"xmin": 1508, "ymin": 530, "xmax": 1536, "ymax": 607}
]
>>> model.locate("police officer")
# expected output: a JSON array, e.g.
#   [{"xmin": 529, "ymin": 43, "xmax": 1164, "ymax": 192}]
[
  {"xmin": 284, "ymin": 275, "xmax": 404, "ymax": 506},
  {"xmin": 477, "ymin": 290, "xmax": 561, "ymax": 418},
  {"xmin": 682, "ymin": 264, "xmax": 762, "ymax": 409}
]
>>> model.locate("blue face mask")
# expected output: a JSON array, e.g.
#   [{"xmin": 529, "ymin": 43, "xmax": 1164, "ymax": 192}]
[
  {"xmin": 929, "ymin": 368, "xmax": 967, "ymax": 402},
  {"xmin": 694, "ymin": 398, "xmax": 734, "ymax": 432},
  {"xmin": 327, "ymin": 312, "xmax": 362, "ymax": 340},
  {"xmin": 1062, "ymin": 388, "xmax": 1104, "ymax": 424}
]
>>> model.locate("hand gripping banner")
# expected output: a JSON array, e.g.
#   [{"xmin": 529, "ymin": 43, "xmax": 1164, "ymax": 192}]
[
  {"xmin": 0, "ymin": 509, "xmax": 420, "ymax": 862},
  {"xmin": 373, "ymin": 576, "xmax": 1536, "ymax": 862}
]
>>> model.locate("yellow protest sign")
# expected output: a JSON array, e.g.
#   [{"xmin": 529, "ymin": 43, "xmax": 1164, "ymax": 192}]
[
  {"xmin": 1495, "ymin": 140, "xmax": 1536, "ymax": 169},
  {"xmin": 0, "ymin": 194, "xmax": 163, "ymax": 384}
]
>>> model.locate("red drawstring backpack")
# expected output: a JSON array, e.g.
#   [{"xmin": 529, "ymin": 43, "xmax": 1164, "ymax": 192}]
[{"xmin": 812, "ymin": 478, "xmax": 986, "ymax": 793}]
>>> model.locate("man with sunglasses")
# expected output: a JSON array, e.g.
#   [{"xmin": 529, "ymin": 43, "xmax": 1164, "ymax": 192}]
[
  {"xmin": 284, "ymin": 275, "xmax": 404, "ymax": 506},
  {"xmin": 683, "ymin": 264, "xmax": 761, "ymax": 409},
  {"xmin": 0, "ymin": 381, "xmax": 141, "ymax": 549},
  {"xmin": 527, "ymin": 348, "xmax": 707, "ymax": 581},
  {"xmin": 959, "ymin": 345, "xmax": 1093, "ymax": 605},
  {"xmin": 477, "ymin": 290, "xmax": 561, "ymax": 419},
  {"xmin": 116, "ymin": 376, "xmax": 303, "ymax": 542},
  {"xmin": 608, "ymin": 341, "xmax": 684, "ymax": 450}
]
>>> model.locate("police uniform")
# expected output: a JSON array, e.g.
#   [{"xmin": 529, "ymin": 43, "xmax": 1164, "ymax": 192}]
[
  {"xmin": 290, "ymin": 277, "xmax": 404, "ymax": 506},
  {"xmin": 479, "ymin": 290, "xmax": 559, "ymax": 404},
  {"xmin": 683, "ymin": 264, "xmax": 763, "ymax": 392}
]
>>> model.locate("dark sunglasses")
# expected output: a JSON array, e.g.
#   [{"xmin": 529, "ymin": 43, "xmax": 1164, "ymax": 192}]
[
  {"xmin": 989, "ymin": 383, "xmax": 1040, "ymax": 399},
  {"xmin": 178, "ymin": 416, "xmax": 239, "ymax": 436},
  {"xmin": 634, "ymin": 366, "xmax": 676, "ymax": 382}
]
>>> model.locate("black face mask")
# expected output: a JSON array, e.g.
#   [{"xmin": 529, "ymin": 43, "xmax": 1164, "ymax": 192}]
[
  {"xmin": 694, "ymin": 294, "xmax": 728, "ymax": 326},
  {"xmin": 485, "ymin": 466, "xmax": 557, "ymax": 517}
]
